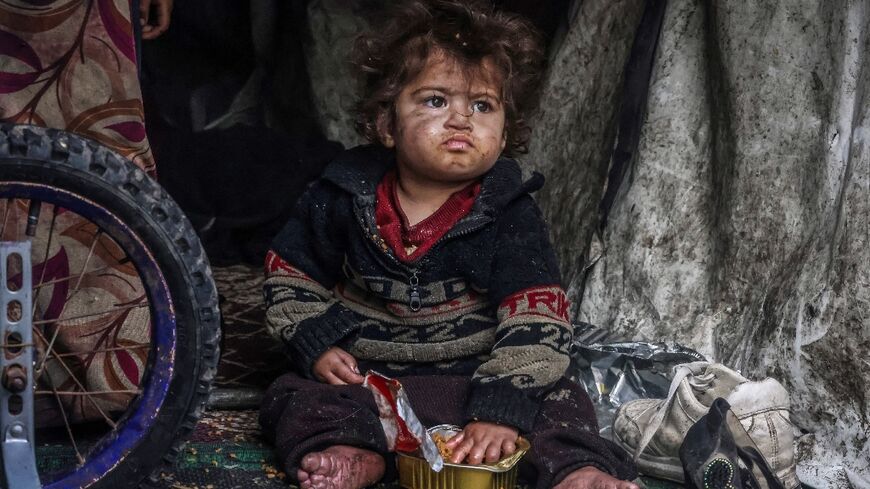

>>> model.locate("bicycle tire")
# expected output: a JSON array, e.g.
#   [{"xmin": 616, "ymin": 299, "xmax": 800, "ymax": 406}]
[{"xmin": 0, "ymin": 123, "xmax": 220, "ymax": 488}]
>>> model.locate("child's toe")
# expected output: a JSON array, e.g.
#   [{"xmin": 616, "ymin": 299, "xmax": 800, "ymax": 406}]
[{"xmin": 301, "ymin": 452, "xmax": 327, "ymax": 473}]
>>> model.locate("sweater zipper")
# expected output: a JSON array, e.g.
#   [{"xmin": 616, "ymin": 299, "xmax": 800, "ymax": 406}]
[
  {"xmin": 360, "ymin": 232, "xmax": 424, "ymax": 311},
  {"xmin": 407, "ymin": 269, "xmax": 422, "ymax": 311}
]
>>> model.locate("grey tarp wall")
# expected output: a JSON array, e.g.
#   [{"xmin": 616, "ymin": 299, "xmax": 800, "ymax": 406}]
[
  {"xmin": 304, "ymin": 1, "xmax": 870, "ymax": 487},
  {"xmin": 530, "ymin": 1, "xmax": 870, "ymax": 487}
]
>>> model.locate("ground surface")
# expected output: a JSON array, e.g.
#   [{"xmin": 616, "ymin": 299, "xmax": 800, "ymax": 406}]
[{"xmin": 150, "ymin": 410, "xmax": 682, "ymax": 489}]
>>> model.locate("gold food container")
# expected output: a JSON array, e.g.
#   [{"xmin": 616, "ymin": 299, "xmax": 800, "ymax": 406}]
[{"xmin": 397, "ymin": 425, "xmax": 531, "ymax": 489}]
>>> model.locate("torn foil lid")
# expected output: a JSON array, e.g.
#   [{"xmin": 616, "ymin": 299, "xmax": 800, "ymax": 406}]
[
  {"xmin": 569, "ymin": 341, "xmax": 707, "ymax": 409},
  {"xmin": 363, "ymin": 371, "xmax": 444, "ymax": 472}
]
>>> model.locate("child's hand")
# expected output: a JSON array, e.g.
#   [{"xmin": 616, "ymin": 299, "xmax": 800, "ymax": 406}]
[
  {"xmin": 444, "ymin": 421, "xmax": 518, "ymax": 465},
  {"xmin": 312, "ymin": 347, "xmax": 364, "ymax": 385}
]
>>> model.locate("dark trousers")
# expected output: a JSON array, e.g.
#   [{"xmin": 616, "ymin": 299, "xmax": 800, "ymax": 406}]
[{"xmin": 259, "ymin": 374, "xmax": 637, "ymax": 488}]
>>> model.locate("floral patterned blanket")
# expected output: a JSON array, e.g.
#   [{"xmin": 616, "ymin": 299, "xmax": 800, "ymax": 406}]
[{"xmin": 1, "ymin": 0, "xmax": 155, "ymax": 424}]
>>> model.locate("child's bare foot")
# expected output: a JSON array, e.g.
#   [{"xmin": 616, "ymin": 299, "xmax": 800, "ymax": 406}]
[
  {"xmin": 554, "ymin": 466, "xmax": 641, "ymax": 489},
  {"xmin": 296, "ymin": 445, "xmax": 385, "ymax": 489}
]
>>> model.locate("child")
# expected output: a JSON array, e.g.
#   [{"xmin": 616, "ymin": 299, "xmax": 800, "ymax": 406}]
[{"xmin": 259, "ymin": 1, "xmax": 638, "ymax": 488}]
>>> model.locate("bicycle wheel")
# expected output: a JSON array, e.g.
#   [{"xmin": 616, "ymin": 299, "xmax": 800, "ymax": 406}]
[{"xmin": 0, "ymin": 123, "xmax": 220, "ymax": 488}]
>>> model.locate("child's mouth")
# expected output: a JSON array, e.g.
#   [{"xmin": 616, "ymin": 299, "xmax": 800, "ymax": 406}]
[{"xmin": 444, "ymin": 136, "xmax": 473, "ymax": 150}]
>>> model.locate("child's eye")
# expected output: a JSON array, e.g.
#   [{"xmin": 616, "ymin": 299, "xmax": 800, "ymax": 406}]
[
  {"xmin": 424, "ymin": 96, "xmax": 446, "ymax": 108},
  {"xmin": 472, "ymin": 101, "xmax": 492, "ymax": 113}
]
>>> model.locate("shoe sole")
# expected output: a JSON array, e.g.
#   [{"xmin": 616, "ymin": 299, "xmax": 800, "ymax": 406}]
[{"xmin": 612, "ymin": 430, "xmax": 686, "ymax": 483}]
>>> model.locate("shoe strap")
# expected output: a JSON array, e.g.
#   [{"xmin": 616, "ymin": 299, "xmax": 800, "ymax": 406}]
[
  {"xmin": 725, "ymin": 406, "xmax": 787, "ymax": 489},
  {"xmin": 634, "ymin": 364, "xmax": 694, "ymax": 460},
  {"xmin": 737, "ymin": 445, "xmax": 786, "ymax": 489}
]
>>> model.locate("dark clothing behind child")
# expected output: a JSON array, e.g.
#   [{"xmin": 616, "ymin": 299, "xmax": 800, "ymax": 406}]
[
  {"xmin": 260, "ymin": 373, "xmax": 637, "ymax": 489},
  {"xmin": 260, "ymin": 144, "xmax": 637, "ymax": 485}
]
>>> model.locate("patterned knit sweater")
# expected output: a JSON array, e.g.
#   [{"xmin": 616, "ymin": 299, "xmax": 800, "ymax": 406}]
[{"xmin": 264, "ymin": 145, "xmax": 572, "ymax": 432}]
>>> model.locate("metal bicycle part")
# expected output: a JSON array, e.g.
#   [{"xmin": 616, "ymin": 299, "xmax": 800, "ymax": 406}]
[{"xmin": 1, "ymin": 241, "xmax": 39, "ymax": 489}]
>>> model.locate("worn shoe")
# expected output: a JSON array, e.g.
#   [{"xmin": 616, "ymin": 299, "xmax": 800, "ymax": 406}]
[
  {"xmin": 681, "ymin": 398, "xmax": 786, "ymax": 489},
  {"xmin": 612, "ymin": 362, "xmax": 799, "ymax": 488}
]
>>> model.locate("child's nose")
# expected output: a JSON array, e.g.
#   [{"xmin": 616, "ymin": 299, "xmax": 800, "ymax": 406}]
[{"xmin": 445, "ymin": 107, "xmax": 473, "ymax": 130}]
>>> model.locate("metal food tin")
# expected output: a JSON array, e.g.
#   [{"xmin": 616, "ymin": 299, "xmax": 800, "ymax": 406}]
[{"xmin": 397, "ymin": 425, "xmax": 531, "ymax": 489}]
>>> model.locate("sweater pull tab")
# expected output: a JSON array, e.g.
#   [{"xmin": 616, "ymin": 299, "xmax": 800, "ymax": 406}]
[{"xmin": 408, "ymin": 271, "xmax": 422, "ymax": 312}]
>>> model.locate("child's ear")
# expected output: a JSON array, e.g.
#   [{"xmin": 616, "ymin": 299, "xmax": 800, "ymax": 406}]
[{"xmin": 376, "ymin": 110, "xmax": 395, "ymax": 148}]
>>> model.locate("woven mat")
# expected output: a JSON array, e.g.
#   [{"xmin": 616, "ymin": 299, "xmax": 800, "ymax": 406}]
[
  {"xmin": 147, "ymin": 411, "xmax": 680, "ymax": 489},
  {"xmin": 147, "ymin": 411, "xmax": 453, "ymax": 489},
  {"xmin": 34, "ymin": 409, "xmax": 679, "ymax": 488},
  {"xmin": 213, "ymin": 265, "xmax": 289, "ymax": 390}
]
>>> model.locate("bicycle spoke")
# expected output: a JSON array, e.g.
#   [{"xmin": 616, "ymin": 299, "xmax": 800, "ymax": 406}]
[
  {"xmin": 32, "ymin": 263, "xmax": 114, "ymax": 291},
  {"xmin": 35, "ymin": 389, "xmax": 141, "ymax": 396},
  {"xmin": 49, "ymin": 344, "xmax": 150, "ymax": 358},
  {"xmin": 35, "ymin": 228, "xmax": 103, "ymax": 374},
  {"xmin": 36, "ymin": 321, "xmax": 64, "ymax": 377},
  {"xmin": 33, "ymin": 300, "xmax": 147, "ymax": 326},
  {"xmin": 1, "ymin": 198, "xmax": 11, "ymax": 239},
  {"xmin": 68, "ymin": 229, "xmax": 102, "ymax": 301},
  {"xmin": 16, "ymin": 198, "xmax": 21, "ymax": 241},
  {"xmin": 43, "ymin": 370, "xmax": 85, "ymax": 465},
  {"xmin": 37, "ymin": 204, "xmax": 58, "ymax": 286},
  {"xmin": 33, "ymin": 251, "xmax": 134, "ymax": 292},
  {"xmin": 31, "ymin": 203, "xmax": 58, "ymax": 321},
  {"xmin": 31, "ymin": 328, "xmax": 118, "ymax": 429}
]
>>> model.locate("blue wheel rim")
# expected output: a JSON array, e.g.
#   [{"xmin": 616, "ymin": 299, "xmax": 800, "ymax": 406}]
[{"xmin": 0, "ymin": 182, "xmax": 176, "ymax": 489}]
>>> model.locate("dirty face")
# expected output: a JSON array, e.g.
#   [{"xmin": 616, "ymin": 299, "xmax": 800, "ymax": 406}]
[{"xmin": 379, "ymin": 51, "xmax": 507, "ymax": 186}]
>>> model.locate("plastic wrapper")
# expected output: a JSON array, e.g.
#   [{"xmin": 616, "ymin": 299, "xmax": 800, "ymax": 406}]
[
  {"xmin": 568, "ymin": 340, "xmax": 707, "ymax": 435},
  {"xmin": 363, "ymin": 371, "xmax": 444, "ymax": 472}
]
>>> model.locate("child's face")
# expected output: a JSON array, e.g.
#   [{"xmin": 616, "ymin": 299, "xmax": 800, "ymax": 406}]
[{"xmin": 381, "ymin": 51, "xmax": 506, "ymax": 186}]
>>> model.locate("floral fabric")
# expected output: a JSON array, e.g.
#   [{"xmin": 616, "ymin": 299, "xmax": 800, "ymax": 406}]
[
  {"xmin": 0, "ymin": 0, "xmax": 154, "ymax": 423},
  {"xmin": 1, "ymin": 0, "xmax": 154, "ymax": 172}
]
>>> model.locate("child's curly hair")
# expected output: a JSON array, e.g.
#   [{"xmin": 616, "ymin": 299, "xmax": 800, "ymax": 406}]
[{"xmin": 352, "ymin": 0, "xmax": 545, "ymax": 156}]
